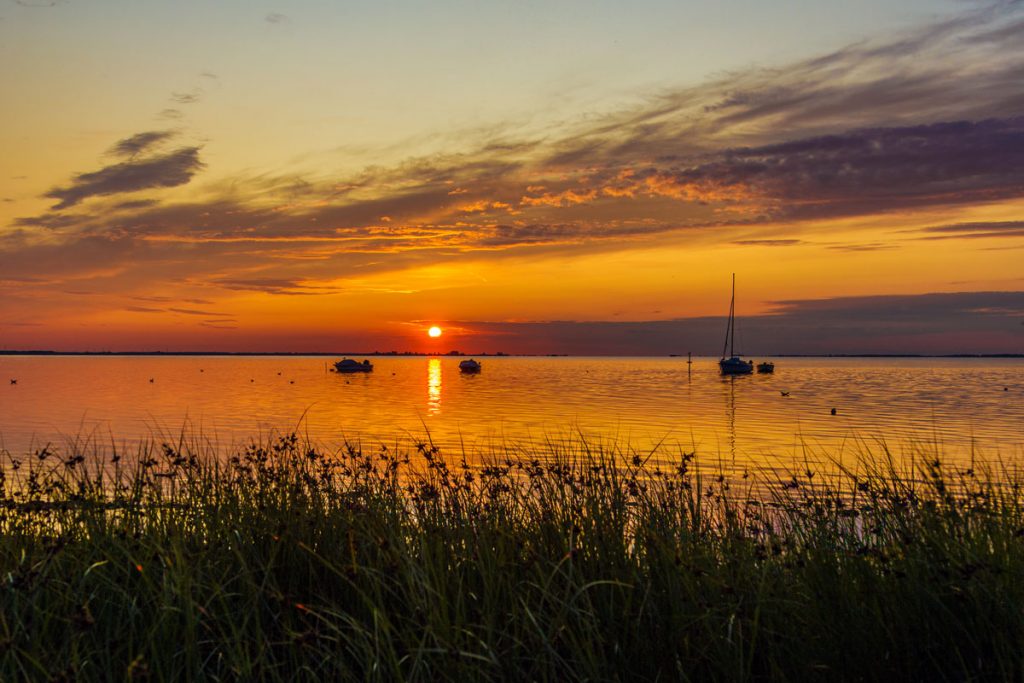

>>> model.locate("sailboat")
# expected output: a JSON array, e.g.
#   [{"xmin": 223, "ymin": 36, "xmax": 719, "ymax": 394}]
[{"xmin": 719, "ymin": 274, "xmax": 754, "ymax": 375}]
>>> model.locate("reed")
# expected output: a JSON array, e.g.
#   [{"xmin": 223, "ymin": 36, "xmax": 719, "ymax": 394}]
[{"xmin": 1, "ymin": 432, "xmax": 1022, "ymax": 681}]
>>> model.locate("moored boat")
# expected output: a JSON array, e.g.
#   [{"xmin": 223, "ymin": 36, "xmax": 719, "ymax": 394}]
[
  {"xmin": 720, "ymin": 357, "xmax": 754, "ymax": 375},
  {"xmin": 757, "ymin": 361, "xmax": 775, "ymax": 374},
  {"xmin": 333, "ymin": 358, "xmax": 373, "ymax": 373},
  {"xmin": 719, "ymin": 274, "xmax": 754, "ymax": 376},
  {"xmin": 459, "ymin": 359, "xmax": 481, "ymax": 373}
]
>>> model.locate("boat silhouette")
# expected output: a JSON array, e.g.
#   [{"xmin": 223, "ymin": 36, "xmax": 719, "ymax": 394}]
[
  {"xmin": 719, "ymin": 274, "xmax": 754, "ymax": 376},
  {"xmin": 333, "ymin": 358, "xmax": 374, "ymax": 373}
]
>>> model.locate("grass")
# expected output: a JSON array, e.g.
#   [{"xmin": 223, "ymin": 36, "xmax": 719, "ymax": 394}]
[{"xmin": 1, "ymin": 432, "xmax": 1023, "ymax": 681}]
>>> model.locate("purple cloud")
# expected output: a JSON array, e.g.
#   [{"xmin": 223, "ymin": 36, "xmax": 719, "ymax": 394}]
[
  {"xmin": 108, "ymin": 131, "xmax": 176, "ymax": 158},
  {"xmin": 457, "ymin": 292, "xmax": 1024, "ymax": 356},
  {"xmin": 45, "ymin": 147, "xmax": 204, "ymax": 210},
  {"xmin": 915, "ymin": 221, "xmax": 1024, "ymax": 240},
  {"xmin": 649, "ymin": 118, "xmax": 1024, "ymax": 220}
]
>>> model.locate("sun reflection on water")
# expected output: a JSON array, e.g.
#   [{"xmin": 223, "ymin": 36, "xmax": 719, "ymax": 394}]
[{"xmin": 427, "ymin": 358, "xmax": 442, "ymax": 415}]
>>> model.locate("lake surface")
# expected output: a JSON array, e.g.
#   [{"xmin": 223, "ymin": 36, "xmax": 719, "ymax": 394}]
[{"xmin": 2, "ymin": 356, "xmax": 1023, "ymax": 472}]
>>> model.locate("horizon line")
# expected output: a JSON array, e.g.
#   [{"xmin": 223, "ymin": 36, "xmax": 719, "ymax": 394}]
[{"xmin": 2, "ymin": 350, "xmax": 1022, "ymax": 359}]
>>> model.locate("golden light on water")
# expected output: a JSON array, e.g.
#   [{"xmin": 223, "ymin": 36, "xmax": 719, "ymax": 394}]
[
  {"xmin": 427, "ymin": 358, "xmax": 442, "ymax": 415},
  {"xmin": 428, "ymin": 326, "xmax": 443, "ymax": 338}
]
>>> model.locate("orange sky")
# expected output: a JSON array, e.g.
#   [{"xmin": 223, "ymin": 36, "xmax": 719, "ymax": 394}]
[{"xmin": 2, "ymin": 1, "xmax": 1023, "ymax": 354}]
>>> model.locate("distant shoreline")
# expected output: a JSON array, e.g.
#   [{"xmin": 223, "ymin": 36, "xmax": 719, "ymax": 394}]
[{"xmin": 1, "ymin": 350, "xmax": 1021, "ymax": 359}]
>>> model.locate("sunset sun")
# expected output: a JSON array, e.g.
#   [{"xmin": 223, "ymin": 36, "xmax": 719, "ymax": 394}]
[{"xmin": 428, "ymin": 326, "xmax": 442, "ymax": 338}]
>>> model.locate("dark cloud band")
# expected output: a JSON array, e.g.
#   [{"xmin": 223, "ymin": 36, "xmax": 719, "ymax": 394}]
[{"xmin": 45, "ymin": 146, "xmax": 204, "ymax": 210}]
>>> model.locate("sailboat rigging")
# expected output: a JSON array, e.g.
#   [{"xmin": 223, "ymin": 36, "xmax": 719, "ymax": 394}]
[{"xmin": 719, "ymin": 274, "xmax": 754, "ymax": 375}]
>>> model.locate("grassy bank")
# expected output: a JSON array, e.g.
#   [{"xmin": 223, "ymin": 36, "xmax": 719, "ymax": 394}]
[{"xmin": 1, "ymin": 434, "xmax": 1023, "ymax": 681}]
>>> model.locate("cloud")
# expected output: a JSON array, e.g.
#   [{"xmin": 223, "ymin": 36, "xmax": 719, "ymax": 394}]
[
  {"xmin": 22, "ymin": 1, "xmax": 1024, "ymax": 250},
  {"xmin": 265, "ymin": 12, "xmax": 288, "ymax": 24},
  {"xmin": 520, "ymin": 188, "xmax": 597, "ymax": 207},
  {"xmin": 0, "ymin": 276, "xmax": 49, "ymax": 284},
  {"xmin": 733, "ymin": 239, "xmax": 803, "ymax": 247},
  {"xmin": 170, "ymin": 90, "xmax": 201, "ymax": 105},
  {"xmin": 475, "ymin": 221, "xmax": 674, "ymax": 248},
  {"xmin": 455, "ymin": 291, "xmax": 1024, "ymax": 355},
  {"xmin": 44, "ymin": 146, "xmax": 204, "ymax": 209},
  {"xmin": 769, "ymin": 290, "xmax": 1024, "ymax": 318},
  {"xmin": 540, "ymin": 4, "xmax": 1024, "ymax": 167},
  {"xmin": 914, "ymin": 220, "xmax": 1024, "ymax": 240},
  {"xmin": 212, "ymin": 277, "xmax": 343, "ymax": 296},
  {"xmin": 635, "ymin": 118, "xmax": 1024, "ymax": 221},
  {"xmin": 108, "ymin": 131, "xmax": 176, "ymax": 158},
  {"xmin": 825, "ymin": 243, "xmax": 896, "ymax": 252},
  {"xmin": 12, "ymin": 212, "xmax": 86, "ymax": 228},
  {"xmin": 113, "ymin": 199, "xmax": 160, "ymax": 210},
  {"xmin": 132, "ymin": 295, "xmax": 213, "ymax": 305},
  {"xmin": 168, "ymin": 307, "xmax": 227, "ymax": 316}
]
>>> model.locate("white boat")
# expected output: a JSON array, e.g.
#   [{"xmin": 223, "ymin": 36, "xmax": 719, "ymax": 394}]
[
  {"xmin": 719, "ymin": 274, "xmax": 754, "ymax": 376},
  {"xmin": 333, "ymin": 358, "xmax": 373, "ymax": 373},
  {"xmin": 459, "ymin": 359, "xmax": 481, "ymax": 373}
]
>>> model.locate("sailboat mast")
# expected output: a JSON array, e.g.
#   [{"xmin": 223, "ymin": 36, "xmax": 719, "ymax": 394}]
[
  {"xmin": 721, "ymin": 273, "xmax": 736, "ymax": 359},
  {"xmin": 729, "ymin": 273, "xmax": 736, "ymax": 357}
]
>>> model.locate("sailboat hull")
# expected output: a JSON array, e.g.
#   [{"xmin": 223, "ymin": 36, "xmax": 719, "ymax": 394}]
[{"xmin": 719, "ymin": 357, "xmax": 753, "ymax": 375}]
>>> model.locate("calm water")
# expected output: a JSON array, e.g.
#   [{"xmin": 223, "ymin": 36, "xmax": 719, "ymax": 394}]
[{"xmin": 1, "ymin": 356, "xmax": 1023, "ymax": 470}]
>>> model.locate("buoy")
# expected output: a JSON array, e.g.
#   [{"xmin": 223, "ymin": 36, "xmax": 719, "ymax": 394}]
[{"xmin": 830, "ymin": 408, "xmax": 837, "ymax": 415}]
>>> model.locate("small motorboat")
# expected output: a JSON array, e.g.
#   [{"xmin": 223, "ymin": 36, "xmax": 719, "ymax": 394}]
[
  {"xmin": 333, "ymin": 358, "xmax": 373, "ymax": 373},
  {"xmin": 757, "ymin": 362, "xmax": 775, "ymax": 374},
  {"xmin": 459, "ymin": 359, "xmax": 481, "ymax": 373}
]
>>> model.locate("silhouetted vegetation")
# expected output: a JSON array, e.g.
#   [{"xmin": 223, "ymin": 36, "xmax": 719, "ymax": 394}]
[{"xmin": 1, "ymin": 433, "xmax": 1022, "ymax": 681}]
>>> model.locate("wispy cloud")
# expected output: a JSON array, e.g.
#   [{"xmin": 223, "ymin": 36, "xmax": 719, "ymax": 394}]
[
  {"xmin": 212, "ymin": 277, "xmax": 343, "ymax": 296},
  {"xmin": 108, "ymin": 131, "xmax": 176, "ymax": 158},
  {"xmin": 914, "ymin": 220, "xmax": 1024, "ymax": 240},
  {"xmin": 628, "ymin": 118, "xmax": 1024, "ymax": 222},
  {"xmin": 734, "ymin": 239, "xmax": 804, "ymax": 247},
  {"xmin": 825, "ymin": 242, "xmax": 897, "ymax": 252},
  {"xmin": 170, "ymin": 90, "xmax": 201, "ymax": 105},
  {"xmin": 43, "ymin": 146, "xmax": 204, "ymax": 209},
  {"xmin": 132, "ymin": 295, "xmax": 213, "ymax": 305},
  {"xmin": 168, "ymin": 307, "xmax": 228, "ymax": 317}
]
